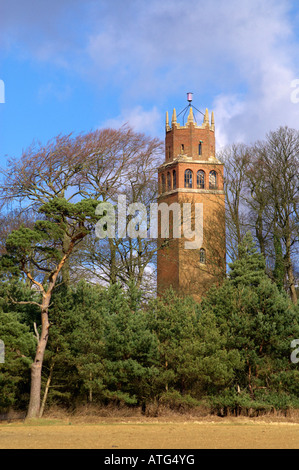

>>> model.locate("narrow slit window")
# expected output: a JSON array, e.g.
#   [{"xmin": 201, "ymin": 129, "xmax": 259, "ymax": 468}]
[
  {"xmin": 167, "ymin": 172, "xmax": 171, "ymax": 191},
  {"xmin": 198, "ymin": 142, "xmax": 202, "ymax": 155},
  {"xmin": 161, "ymin": 174, "xmax": 166, "ymax": 193},
  {"xmin": 173, "ymin": 170, "xmax": 176, "ymax": 189},
  {"xmin": 199, "ymin": 248, "xmax": 206, "ymax": 264}
]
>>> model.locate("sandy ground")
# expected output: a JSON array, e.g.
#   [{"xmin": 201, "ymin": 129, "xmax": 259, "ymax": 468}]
[{"xmin": 0, "ymin": 418, "xmax": 299, "ymax": 449}]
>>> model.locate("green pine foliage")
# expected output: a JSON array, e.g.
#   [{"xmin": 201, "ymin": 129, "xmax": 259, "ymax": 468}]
[
  {"xmin": 102, "ymin": 288, "xmax": 159, "ymax": 406},
  {"xmin": 201, "ymin": 232, "xmax": 299, "ymax": 413},
  {"xmin": 1, "ymin": 226, "xmax": 299, "ymax": 416},
  {"xmin": 0, "ymin": 310, "xmax": 36, "ymax": 410},
  {"xmin": 146, "ymin": 289, "xmax": 243, "ymax": 408},
  {"xmin": 39, "ymin": 282, "xmax": 159, "ymax": 409},
  {"xmin": 229, "ymin": 231, "xmax": 266, "ymax": 287}
]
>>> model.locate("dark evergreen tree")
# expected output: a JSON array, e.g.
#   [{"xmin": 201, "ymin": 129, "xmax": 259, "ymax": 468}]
[
  {"xmin": 0, "ymin": 310, "xmax": 36, "ymax": 411},
  {"xmin": 201, "ymin": 232, "xmax": 299, "ymax": 413},
  {"xmin": 147, "ymin": 289, "xmax": 242, "ymax": 408},
  {"xmin": 228, "ymin": 231, "xmax": 266, "ymax": 287},
  {"xmin": 101, "ymin": 284, "xmax": 159, "ymax": 407}
]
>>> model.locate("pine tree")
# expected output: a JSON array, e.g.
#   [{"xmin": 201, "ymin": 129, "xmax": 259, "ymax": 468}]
[
  {"xmin": 202, "ymin": 232, "xmax": 299, "ymax": 412},
  {"xmin": 101, "ymin": 284, "xmax": 159, "ymax": 407},
  {"xmin": 0, "ymin": 310, "xmax": 36, "ymax": 410},
  {"xmin": 40, "ymin": 281, "xmax": 107, "ymax": 411},
  {"xmin": 228, "ymin": 231, "xmax": 266, "ymax": 287},
  {"xmin": 1, "ymin": 197, "xmax": 100, "ymax": 418},
  {"xmin": 147, "ymin": 289, "xmax": 242, "ymax": 407}
]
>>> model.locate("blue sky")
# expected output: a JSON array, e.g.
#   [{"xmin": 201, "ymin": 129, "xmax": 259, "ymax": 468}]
[{"xmin": 0, "ymin": 0, "xmax": 299, "ymax": 167}]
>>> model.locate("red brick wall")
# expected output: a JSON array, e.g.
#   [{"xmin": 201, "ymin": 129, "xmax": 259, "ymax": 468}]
[
  {"xmin": 158, "ymin": 162, "xmax": 224, "ymax": 192},
  {"xmin": 157, "ymin": 115, "xmax": 226, "ymax": 300},
  {"xmin": 165, "ymin": 122, "xmax": 215, "ymax": 162}
]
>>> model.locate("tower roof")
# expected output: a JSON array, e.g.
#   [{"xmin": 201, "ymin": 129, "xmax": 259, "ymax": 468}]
[
  {"xmin": 165, "ymin": 105, "xmax": 215, "ymax": 131},
  {"xmin": 166, "ymin": 95, "xmax": 215, "ymax": 131}
]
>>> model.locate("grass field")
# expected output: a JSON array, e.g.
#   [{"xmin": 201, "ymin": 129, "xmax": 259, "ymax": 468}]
[{"xmin": 1, "ymin": 415, "xmax": 299, "ymax": 449}]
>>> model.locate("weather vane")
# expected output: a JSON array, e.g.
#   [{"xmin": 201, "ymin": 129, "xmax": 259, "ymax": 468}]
[{"xmin": 177, "ymin": 92, "xmax": 204, "ymax": 125}]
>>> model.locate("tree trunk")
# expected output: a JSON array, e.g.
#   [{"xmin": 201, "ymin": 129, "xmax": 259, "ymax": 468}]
[
  {"xmin": 273, "ymin": 226, "xmax": 284, "ymax": 290},
  {"xmin": 286, "ymin": 261, "xmax": 298, "ymax": 305},
  {"xmin": 108, "ymin": 238, "xmax": 117, "ymax": 284},
  {"xmin": 39, "ymin": 357, "xmax": 55, "ymax": 418},
  {"xmin": 89, "ymin": 372, "xmax": 93, "ymax": 403},
  {"xmin": 285, "ymin": 235, "xmax": 298, "ymax": 305},
  {"xmin": 26, "ymin": 297, "xmax": 50, "ymax": 419},
  {"xmin": 61, "ymin": 232, "xmax": 71, "ymax": 286},
  {"xmin": 255, "ymin": 207, "xmax": 265, "ymax": 257}
]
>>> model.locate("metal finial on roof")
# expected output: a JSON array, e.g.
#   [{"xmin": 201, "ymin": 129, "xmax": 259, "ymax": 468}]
[{"xmin": 176, "ymin": 93, "xmax": 204, "ymax": 125}]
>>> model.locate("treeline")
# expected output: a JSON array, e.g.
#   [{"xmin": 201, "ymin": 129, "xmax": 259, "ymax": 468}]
[
  {"xmin": 222, "ymin": 126, "xmax": 299, "ymax": 304},
  {"xmin": 1, "ymin": 233, "xmax": 299, "ymax": 417},
  {"xmin": 0, "ymin": 124, "xmax": 298, "ymax": 418}
]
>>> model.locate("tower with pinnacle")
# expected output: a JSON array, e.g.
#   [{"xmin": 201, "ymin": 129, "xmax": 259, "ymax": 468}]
[{"xmin": 157, "ymin": 97, "xmax": 226, "ymax": 300}]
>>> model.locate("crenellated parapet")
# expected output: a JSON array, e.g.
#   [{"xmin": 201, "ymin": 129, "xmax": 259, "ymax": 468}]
[
  {"xmin": 166, "ymin": 106, "xmax": 215, "ymax": 132},
  {"xmin": 164, "ymin": 105, "xmax": 216, "ymax": 163}
]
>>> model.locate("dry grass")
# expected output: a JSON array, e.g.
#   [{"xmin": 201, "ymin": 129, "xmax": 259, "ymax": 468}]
[
  {"xmin": 41, "ymin": 404, "xmax": 299, "ymax": 424},
  {"xmin": 1, "ymin": 406, "xmax": 299, "ymax": 449},
  {"xmin": 1, "ymin": 418, "xmax": 299, "ymax": 449}
]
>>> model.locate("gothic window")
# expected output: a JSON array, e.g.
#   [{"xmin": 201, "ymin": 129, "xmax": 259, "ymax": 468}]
[
  {"xmin": 199, "ymin": 248, "xmax": 206, "ymax": 264},
  {"xmin": 209, "ymin": 170, "xmax": 217, "ymax": 189},
  {"xmin": 167, "ymin": 172, "xmax": 171, "ymax": 191},
  {"xmin": 184, "ymin": 169, "xmax": 193, "ymax": 188},
  {"xmin": 161, "ymin": 174, "xmax": 166, "ymax": 193},
  {"xmin": 198, "ymin": 142, "xmax": 202, "ymax": 155},
  {"xmin": 197, "ymin": 170, "xmax": 205, "ymax": 189},
  {"xmin": 173, "ymin": 170, "xmax": 176, "ymax": 189}
]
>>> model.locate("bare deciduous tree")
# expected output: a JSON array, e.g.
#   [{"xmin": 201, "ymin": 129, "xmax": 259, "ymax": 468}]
[{"xmin": 220, "ymin": 127, "xmax": 298, "ymax": 304}]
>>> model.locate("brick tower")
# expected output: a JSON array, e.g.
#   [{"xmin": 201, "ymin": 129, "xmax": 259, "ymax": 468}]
[{"xmin": 157, "ymin": 96, "xmax": 226, "ymax": 300}]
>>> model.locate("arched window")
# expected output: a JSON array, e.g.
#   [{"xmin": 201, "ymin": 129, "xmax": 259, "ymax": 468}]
[
  {"xmin": 199, "ymin": 248, "xmax": 206, "ymax": 264},
  {"xmin": 209, "ymin": 170, "xmax": 217, "ymax": 189},
  {"xmin": 184, "ymin": 169, "xmax": 193, "ymax": 188},
  {"xmin": 161, "ymin": 174, "xmax": 166, "ymax": 193},
  {"xmin": 197, "ymin": 170, "xmax": 205, "ymax": 189},
  {"xmin": 167, "ymin": 172, "xmax": 171, "ymax": 191},
  {"xmin": 173, "ymin": 170, "xmax": 176, "ymax": 190}
]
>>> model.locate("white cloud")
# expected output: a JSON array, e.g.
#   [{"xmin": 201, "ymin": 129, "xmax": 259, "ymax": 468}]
[
  {"xmin": 100, "ymin": 105, "xmax": 162, "ymax": 136},
  {"xmin": 85, "ymin": 0, "xmax": 299, "ymax": 144},
  {"xmin": 213, "ymin": 94, "xmax": 247, "ymax": 149},
  {"xmin": 2, "ymin": 0, "xmax": 299, "ymax": 146},
  {"xmin": 0, "ymin": 0, "xmax": 84, "ymax": 65}
]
